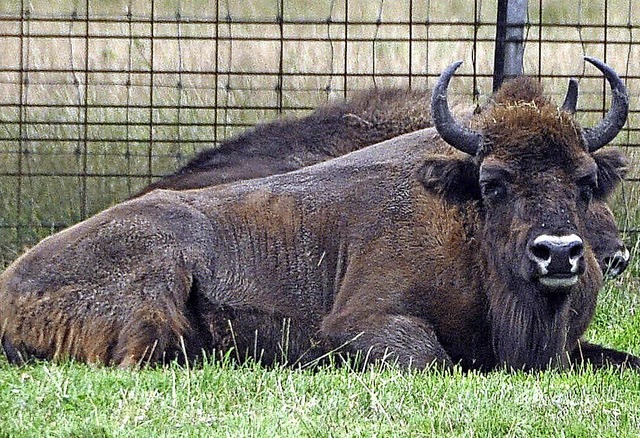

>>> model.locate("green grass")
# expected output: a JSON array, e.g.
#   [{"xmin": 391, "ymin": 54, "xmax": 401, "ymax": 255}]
[
  {"xmin": 0, "ymin": 274, "xmax": 638, "ymax": 436},
  {"xmin": 1, "ymin": 353, "xmax": 639, "ymax": 436}
]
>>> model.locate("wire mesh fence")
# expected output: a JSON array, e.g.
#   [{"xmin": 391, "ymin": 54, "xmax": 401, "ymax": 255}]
[{"xmin": 0, "ymin": 0, "xmax": 639, "ymax": 267}]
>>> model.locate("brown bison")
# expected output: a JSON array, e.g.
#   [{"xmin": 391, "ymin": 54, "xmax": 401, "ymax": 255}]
[
  {"xmin": 135, "ymin": 88, "xmax": 434, "ymax": 195},
  {"xmin": 0, "ymin": 57, "xmax": 637, "ymax": 371},
  {"xmin": 139, "ymin": 85, "xmax": 630, "ymax": 279}
]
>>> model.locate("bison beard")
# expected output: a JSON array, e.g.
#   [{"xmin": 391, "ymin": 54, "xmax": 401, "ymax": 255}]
[
  {"xmin": 488, "ymin": 274, "xmax": 580, "ymax": 370},
  {"xmin": 0, "ymin": 58, "xmax": 638, "ymax": 371}
]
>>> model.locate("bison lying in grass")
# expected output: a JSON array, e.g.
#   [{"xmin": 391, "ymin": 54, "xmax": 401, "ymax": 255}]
[
  {"xmin": 1, "ymin": 57, "xmax": 637, "ymax": 371},
  {"xmin": 138, "ymin": 80, "xmax": 630, "ymax": 280}
]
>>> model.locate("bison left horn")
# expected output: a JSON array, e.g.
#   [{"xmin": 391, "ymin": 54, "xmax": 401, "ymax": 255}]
[
  {"xmin": 431, "ymin": 61, "xmax": 483, "ymax": 156},
  {"xmin": 581, "ymin": 56, "xmax": 629, "ymax": 153}
]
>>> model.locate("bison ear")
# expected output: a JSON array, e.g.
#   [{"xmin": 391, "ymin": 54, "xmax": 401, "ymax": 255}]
[
  {"xmin": 593, "ymin": 149, "xmax": 628, "ymax": 200},
  {"xmin": 417, "ymin": 155, "xmax": 480, "ymax": 202}
]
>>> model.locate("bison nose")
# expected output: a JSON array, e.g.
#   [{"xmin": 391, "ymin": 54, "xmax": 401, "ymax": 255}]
[
  {"xmin": 527, "ymin": 234, "xmax": 584, "ymax": 288},
  {"xmin": 603, "ymin": 246, "xmax": 630, "ymax": 279}
]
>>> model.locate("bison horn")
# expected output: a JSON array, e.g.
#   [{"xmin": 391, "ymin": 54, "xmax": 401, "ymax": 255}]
[
  {"xmin": 431, "ymin": 61, "xmax": 483, "ymax": 155},
  {"xmin": 560, "ymin": 78, "xmax": 579, "ymax": 114},
  {"xmin": 582, "ymin": 56, "xmax": 629, "ymax": 152}
]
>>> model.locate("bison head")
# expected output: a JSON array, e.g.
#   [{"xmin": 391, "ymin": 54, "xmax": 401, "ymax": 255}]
[
  {"xmin": 427, "ymin": 57, "xmax": 628, "ymax": 294},
  {"xmin": 421, "ymin": 58, "xmax": 628, "ymax": 368},
  {"xmin": 424, "ymin": 58, "xmax": 628, "ymax": 369}
]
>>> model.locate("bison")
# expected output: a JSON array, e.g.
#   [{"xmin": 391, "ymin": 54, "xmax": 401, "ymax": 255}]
[
  {"xmin": 139, "ymin": 85, "xmax": 630, "ymax": 279},
  {"xmin": 135, "ymin": 88, "xmax": 434, "ymax": 195},
  {"xmin": 0, "ymin": 57, "xmax": 638, "ymax": 371}
]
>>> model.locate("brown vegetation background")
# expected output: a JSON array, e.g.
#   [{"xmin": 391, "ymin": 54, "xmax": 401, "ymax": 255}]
[{"xmin": 0, "ymin": 0, "xmax": 639, "ymax": 267}]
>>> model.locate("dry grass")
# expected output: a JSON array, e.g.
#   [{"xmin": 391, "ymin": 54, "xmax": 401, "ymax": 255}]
[{"xmin": 0, "ymin": 0, "xmax": 639, "ymax": 266}]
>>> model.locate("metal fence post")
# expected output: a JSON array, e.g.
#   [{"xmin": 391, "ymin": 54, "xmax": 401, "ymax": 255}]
[{"xmin": 493, "ymin": 0, "xmax": 528, "ymax": 91}]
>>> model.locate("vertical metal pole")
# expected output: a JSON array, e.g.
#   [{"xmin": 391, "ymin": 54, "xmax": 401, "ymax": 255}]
[
  {"xmin": 148, "ymin": 0, "xmax": 155, "ymax": 184},
  {"xmin": 17, "ymin": 0, "xmax": 26, "ymax": 253},
  {"xmin": 493, "ymin": 0, "xmax": 527, "ymax": 91},
  {"xmin": 81, "ymin": 0, "xmax": 89, "ymax": 221},
  {"xmin": 277, "ymin": 0, "xmax": 284, "ymax": 114},
  {"xmin": 343, "ymin": 0, "xmax": 348, "ymax": 99},
  {"xmin": 408, "ymin": 0, "xmax": 413, "ymax": 89},
  {"xmin": 214, "ymin": 0, "xmax": 219, "ymax": 147}
]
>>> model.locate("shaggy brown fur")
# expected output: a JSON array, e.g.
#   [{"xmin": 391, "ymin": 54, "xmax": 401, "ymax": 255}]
[
  {"xmin": 0, "ymin": 73, "xmax": 637, "ymax": 371},
  {"xmin": 135, "ymin": 88, "xmax": 434, "ymax": 195}
]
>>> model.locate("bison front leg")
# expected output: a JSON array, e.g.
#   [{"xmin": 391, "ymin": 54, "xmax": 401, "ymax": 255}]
[
  {"xmin": 320, "ymin": 313, "xmax": 453, "ymax": 370},
  {"xmin": 569, "ymin": 340, "xmax": 640, "ymax": 369},
  {"xmin": 112, "ymin": 299, "xmax": 199, "ymax": 368},
  {"xmin": 0, "ymin": 228, "xmax": 206, "ymax": 367},
  {"xmin": 1, "ymin": 271, "xmax": 200, "ymax": 367}
]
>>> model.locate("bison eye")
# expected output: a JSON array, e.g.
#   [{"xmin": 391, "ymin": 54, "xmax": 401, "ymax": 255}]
[
  {"xmin": 480, "ymin": 179, "xmax": 507, "ymax": 202},
  {"xmin": 577, "ymin": 175, "xmax": 597, "ymax": 204},
  {"xmin": 578, "ymin": 183, "xmax": 594, "ymax": 204}
]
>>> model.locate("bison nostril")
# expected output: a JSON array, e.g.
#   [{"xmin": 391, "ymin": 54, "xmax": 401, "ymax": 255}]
[
  {"xmin": 604, "ymin": 256, "xmax": 623, "ymax": 272},
  {"xmin": 530, "ymin": 243, "xmax": 551, "ymax": 262},
  {"xmin": 569, "ymin": 242, "xmax": 584, "ymax": 260},
  {"xmin": 603, "ymin": 248, "xmax": 630, "ymax": 278}
]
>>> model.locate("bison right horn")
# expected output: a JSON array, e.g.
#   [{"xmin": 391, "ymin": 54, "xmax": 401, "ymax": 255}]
[
  {"xmin": 581, "ymin": 56, "xmax": 629, "ymax": 153},
  {"xmin": 560, "ymin": 78, "xmax": 579, "ymax": 114},
  {"xmin": 431, "ymin": 61, "xmax": 483, "ymax": 156}
]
